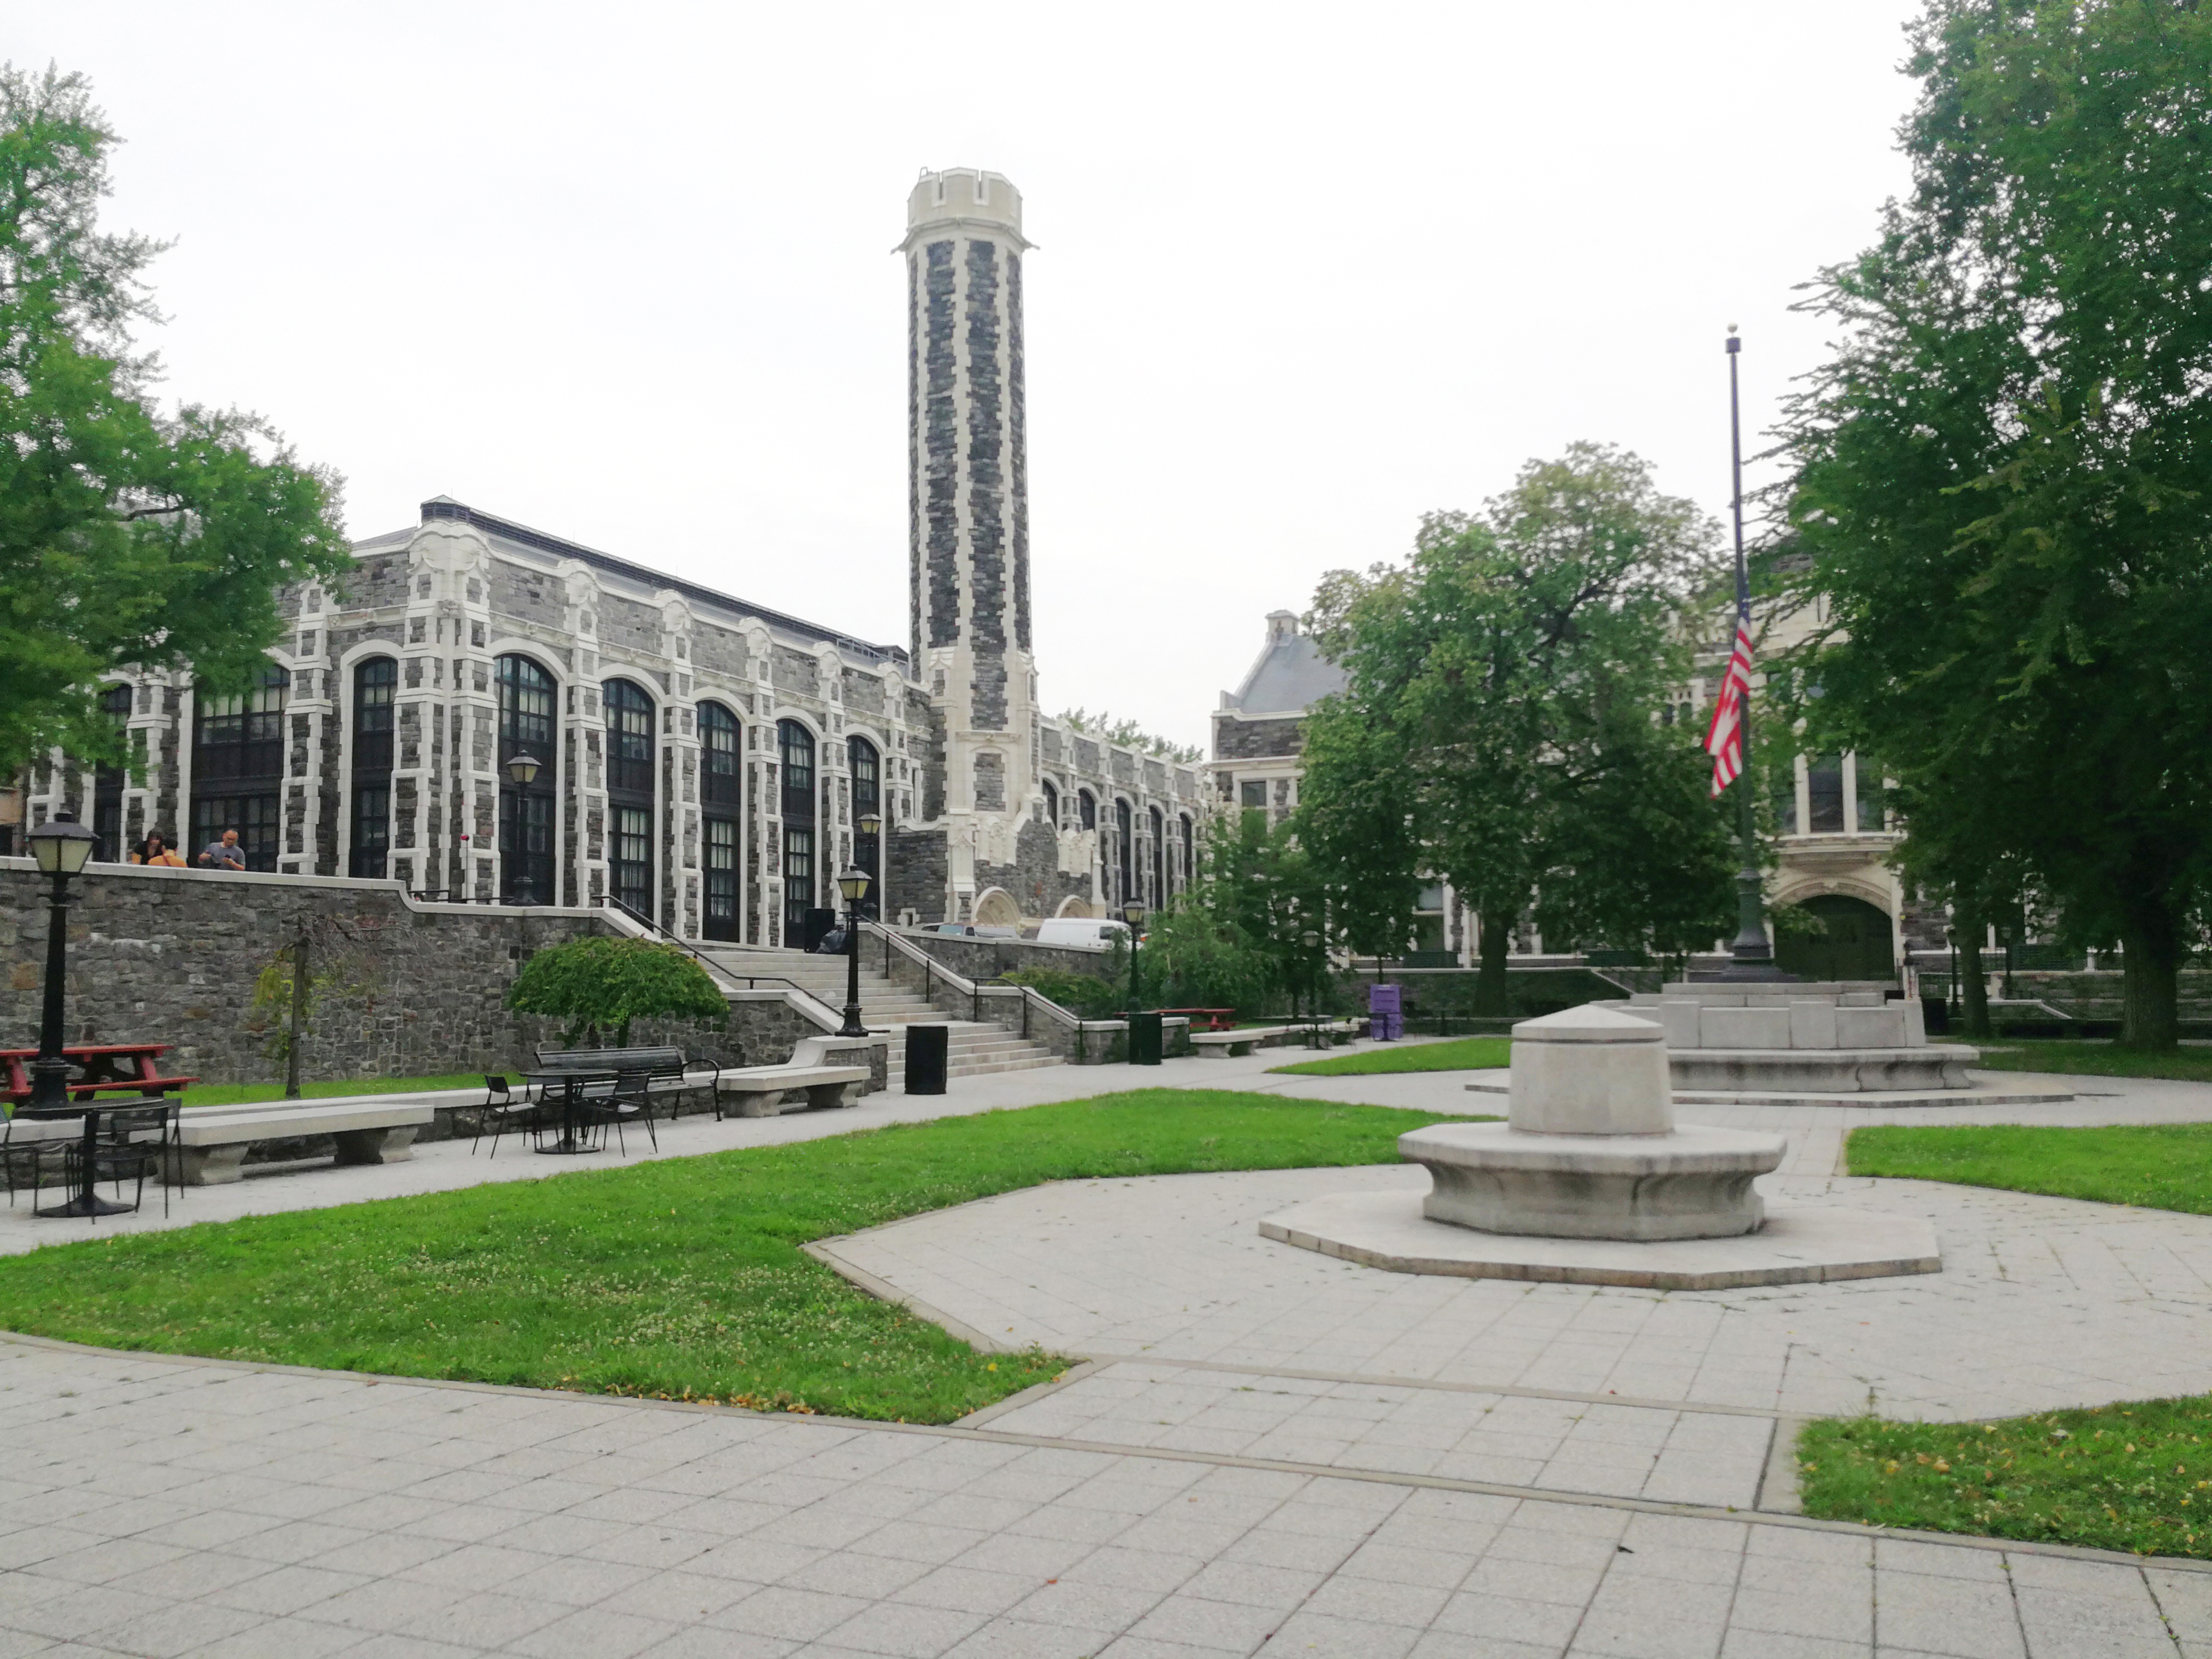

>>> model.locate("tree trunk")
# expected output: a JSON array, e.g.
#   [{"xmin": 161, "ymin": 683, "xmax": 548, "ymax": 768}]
[
  {"xmin": 284, "ymin": 929, "xmax": 309, "ymax": 1100},
  {"xmin": 1956, "ymin": 922, "xmax": 1991, "ymax": 1040},
  {"xmin": 1473, "ymin": 911, "xmax": 1512, "ymax": 1017},
  {"xmin": 2119, "ymin": 904, "xmax": 2181, "ymax": 1052}
]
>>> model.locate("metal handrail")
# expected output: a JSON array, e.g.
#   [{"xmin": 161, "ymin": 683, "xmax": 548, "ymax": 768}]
[{"xmin": 595, "ymin": 896, "xmax": 851, "ymax": 1030}]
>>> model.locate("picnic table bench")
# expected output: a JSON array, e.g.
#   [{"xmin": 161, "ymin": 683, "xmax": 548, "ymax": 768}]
[
  {"xmin": 2, "ymin": 1045, "xmax": 198, "ymax": 1106},
  {"xmin": 1157, "ymin": 1008, "xmax": 1237, "ymax": 1032}
]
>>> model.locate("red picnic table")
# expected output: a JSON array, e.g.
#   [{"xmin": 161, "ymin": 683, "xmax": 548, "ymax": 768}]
[
  {"xmin": 1, "ymin": 1044, "xmax": 198, "ymax": 1107},
  {"xmin": 1157, "ymin": 1008, "xmax": 1238, "ymax": 1032}
]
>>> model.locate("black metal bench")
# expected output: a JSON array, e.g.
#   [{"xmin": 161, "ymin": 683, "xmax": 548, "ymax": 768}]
[{"xmin": 531, "ymin": 1046, "xmax": 721, "ymax": 1118}]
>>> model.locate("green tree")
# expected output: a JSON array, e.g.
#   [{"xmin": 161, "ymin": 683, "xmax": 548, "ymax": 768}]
[
  {"xmin": 506, "ymin": 937, "xmax": 729, "ymax": 1047},
  {"xmin": 1301, "ymin": 444, "xmax": 1736, "ymax": 1013},
  {"xmin": 1777, "ymin": 0, "xmax": 2212, "ymax": 1048},
  {"xmin": 0, "ymin": 66, "xmax": 349, "ymax": 774}
]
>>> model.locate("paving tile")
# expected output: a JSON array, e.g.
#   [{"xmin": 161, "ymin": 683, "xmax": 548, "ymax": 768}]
[
  {"xmin": 1263, "ymin": 1609, "xmax": 1422, "ymax": 1658},
  {"xmin": 821, "ymin": 1601, "xmax": 989, "ymax": 1658},
  {"xmin": 503, "ymin": 1604, "xmax": 682, "ymax": 1659},
  {"xmin": 707, "ymin": 1586, "xmax": 877, "ymax": 1642}
]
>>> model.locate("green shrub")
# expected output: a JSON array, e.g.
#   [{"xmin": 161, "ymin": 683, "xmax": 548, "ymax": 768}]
[
  {"xmin": 1000, "ymin": 966, "xmax": 1126, "ymax": 1018},
  {"xmin": 506, "ymin": 936, "xmax": 727, "ymax": 1046}
]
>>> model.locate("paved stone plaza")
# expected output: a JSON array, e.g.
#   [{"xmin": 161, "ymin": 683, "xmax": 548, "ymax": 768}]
[{"xmin": 3, "ymin": 1045, "xmax": 2211, "ymax": 1656}]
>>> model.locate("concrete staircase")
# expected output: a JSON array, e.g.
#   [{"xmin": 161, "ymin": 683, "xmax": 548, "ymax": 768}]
[{"xmin": 701, "ymin": 947, "xmax": 1062, "ymax": 1085}]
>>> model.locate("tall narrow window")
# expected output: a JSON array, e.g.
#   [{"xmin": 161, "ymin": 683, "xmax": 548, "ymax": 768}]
[
  {"xmin": 191, "ymin": 663, "xmax": 289, "ymax": 871},
  {"xmin": 1179, "ymin": 813, "xmax": 1195, "ymax": 895},
  {"xmin": 603, "ymin": 680, "xmax": 656, "ymax": 918},
  {"xmin": 1148, "ymin": 805, "xmax": 1165, "ymax": 909},
  {"xmin": 779, "ymin": 720, "xmax": 817, "ymax": 939},
  {"xmin": 93, "ymin": 683, "xmax": 132, "ymax": 861},
  {"xmin": 700, "ymin": 702, "xmax": 741, "ymax": 940},
  {"xmin": 497, "ymin": 654, "xmax": 557, "ymax": 903},
  {"xmin": 1116, "ymin": 798, "xmax": 1134, "ymax": 908},
  {"xmin": 1078, "ymin": 789, "xmax": 1096, "ymax": 830},
  {"xmin": 351, "ymin": 657, "xmax": 397, "ymax": 878},
  {"xmin": 1041, "ymin": 779, "xmax": 1059, "ymax": 828},
  {"xmin": 849, "ymin": 735, "xmax": 881, "ymax": 916},
  {"xmin": 1855, "ymin": 760, "xmax": 1887, "ymax": 832},
  {"xmin": 1807, "ymin": 754, "xmax": 1845, "ymax": 834}
]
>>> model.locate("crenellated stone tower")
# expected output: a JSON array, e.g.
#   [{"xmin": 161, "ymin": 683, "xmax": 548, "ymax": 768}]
[{"xmin": 898, "ymin": 166, "xmax": 1044, "ymax": 916}]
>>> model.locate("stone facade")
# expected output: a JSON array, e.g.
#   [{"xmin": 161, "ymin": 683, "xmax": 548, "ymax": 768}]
[
  {"xmin": 0, "ymin": 861, "xmax": 846, "ymax": 1086},
  {"xmin": 15, "ymin": 168, "xmax": 1204, "ymax": 940}
]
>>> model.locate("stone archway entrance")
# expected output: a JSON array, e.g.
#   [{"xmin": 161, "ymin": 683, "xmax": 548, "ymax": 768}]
[{"xmin": 1776, "ymin": 894, "xmax": 1896, "ymax": 982}]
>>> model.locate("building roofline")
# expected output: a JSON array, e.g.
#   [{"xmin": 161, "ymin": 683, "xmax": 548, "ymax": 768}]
[{"xmin": 405, "ymin": 498, "xmax": 911, "ymax": 671}]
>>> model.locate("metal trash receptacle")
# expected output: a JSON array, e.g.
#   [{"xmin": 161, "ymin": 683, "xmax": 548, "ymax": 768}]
[
  {"xmin": 1128, "ymin": 1011, "xmax": 1163, "ymax": 1066},
  {"xmin": 904, "ymin": 1023, "xmax": 950, "ymax": 1095},
  {"xmin": 802, "ymin": 908, "xmax": 838, "ymax": 951}
]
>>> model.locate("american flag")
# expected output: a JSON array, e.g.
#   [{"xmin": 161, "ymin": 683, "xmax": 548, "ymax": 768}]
[{"xmin": 1703, "ymin": 598, "xmax": 1754, "ymax": 796}]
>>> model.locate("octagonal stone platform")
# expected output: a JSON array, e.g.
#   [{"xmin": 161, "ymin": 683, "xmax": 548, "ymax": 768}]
[{"xmin": 1258, "ymin": 1189, "xmax": 1942, "ymax": 1291}]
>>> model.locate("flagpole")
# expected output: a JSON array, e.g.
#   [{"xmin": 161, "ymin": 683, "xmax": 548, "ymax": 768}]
[{"xmin": 1719, "ymin": 326, "xmax": 1784, "ymax": 979}]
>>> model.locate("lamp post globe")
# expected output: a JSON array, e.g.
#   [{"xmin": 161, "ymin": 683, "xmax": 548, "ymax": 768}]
[
  {"xmin": 25, "ymin": 813, "xmax": 98, "ymax": 1114},
  {"xmin": 836, "ymin": 864, "xmax": 873, "ymax": 1039}
]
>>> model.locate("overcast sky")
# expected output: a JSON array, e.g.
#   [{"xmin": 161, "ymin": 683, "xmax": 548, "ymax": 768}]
[{"xmin": 13, "ymin": 1, "xmax": 1923, "ymax": 750}]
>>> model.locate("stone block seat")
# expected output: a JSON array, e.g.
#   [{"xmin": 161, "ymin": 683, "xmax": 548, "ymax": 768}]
[
  {"xmin": 715, "ymin": 1038, "xmax": 871, "ymax": 1119},
  {"xmin": 169, "ymin": 1099, "xmax": 436, "ymax": 1186}
]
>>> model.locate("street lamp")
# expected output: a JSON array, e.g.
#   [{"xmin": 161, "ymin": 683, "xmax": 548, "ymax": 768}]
[
  {"xmin": 1120, "ymin": 899, "xmax": 1146, "ymax": 1014},
  {"xmin": 1300, "ymin": 928, "xmax": 1321, "ymax": 1041},
  {"xmin": 25, "ymin": 812, "xmax": 97, "ymax": 1115},
  {"xmin": 503, "ymin": 754, "xmax": 542, "ymax": 904},
  {"xmin": 857, "ymin": 809, "xmax": 882, "ymax": 919},
  {"xmin": 836, "ymin": 862, "xmax": 874, "ymax": 1038}
]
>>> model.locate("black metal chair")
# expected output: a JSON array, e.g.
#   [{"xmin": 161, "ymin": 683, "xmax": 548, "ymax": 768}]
[
  {"xmin": 472, "ymin": 1075, "xmax": 547, "ymax": 1158},
  {"xmin": 583, "ymin": 1069, "xmax": 658, "ymax": 1156},
  {"xmin": 71, "ymin": 1100, "xmax": 175, "ymax": 1220},
  {"xmin": 0, "ymin": 1115, "xmax": 71, "ymax": 1211}
]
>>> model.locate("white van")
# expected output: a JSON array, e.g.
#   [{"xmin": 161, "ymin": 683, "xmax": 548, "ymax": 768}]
[{"xmin": 1034, "ymin": 917, "xmax": 1132, "ymax": 949}]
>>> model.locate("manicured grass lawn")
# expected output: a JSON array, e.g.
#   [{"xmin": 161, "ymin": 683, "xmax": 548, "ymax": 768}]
[
  {"xmin": 1272, "ymin": 1036, "xmax": 1512, "ymax": 1076},
  {"xmin": 1972, "ymin": 1039, "xmax": 2212, "ymax": 1082},
  {"xmin": 178, "ymin": 1074, "xmax": 483, "ymax": 1107},
  {"xmin": 1847, "ymin": 1121, "xmax": 2212, "ymax": 1215},
  {"xmin": 0, "ymin": 1089, "xmax": 1448, "ymax": 1425},
  {"xmin": 1798, "ymin": 1401, "xmax": 2212, "ymax": 1558},
  {"xmin": 1806, "ymin": 1119, "xmax": 2212, "ymax": 1555}
]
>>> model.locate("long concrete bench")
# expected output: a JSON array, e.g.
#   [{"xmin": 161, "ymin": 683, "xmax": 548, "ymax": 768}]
[
  {"xmin": 169, "ymin": 1099, "xmax": 438, "ymax": 1185},
  {"xmin": 714, "ymin": 1036, "xmax": 871, "ymax": 1118},
  {"xmin": 1191, "ymin": 1021, "xmax": 1362, "ymax": 1058}
]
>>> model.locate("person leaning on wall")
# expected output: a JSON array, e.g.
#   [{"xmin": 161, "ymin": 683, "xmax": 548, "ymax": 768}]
[{"xmin": 133, "ymin": 831, "xmax": 187, "ymax": 867}]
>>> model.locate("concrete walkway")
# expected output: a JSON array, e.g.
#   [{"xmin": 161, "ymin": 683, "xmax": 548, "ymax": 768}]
[{"xmin": 2, "ymin": 1046, "xmax": 2210, "ymax": 1656}]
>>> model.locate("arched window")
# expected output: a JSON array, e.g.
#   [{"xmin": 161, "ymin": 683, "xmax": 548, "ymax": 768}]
[
  {"xmin": 350, "ymin": 657, "xmax": 397, "ymax": 879},
  {"xmin": 497, "ymin": 655, "xmax": 557, "ymax": 904},
  {"xmin": 1148, "ymin": 805, "xmax": 1165, "ymax": 908},
  {"xmin": 93, "ymin": 683, "xmax": 132, "ymax": 862},
  {"xmin": 850, "ymin": 735, "xmax": 881, "ymax": 918},
  {"xmin": 1115, "ymin": 798, "xmax": 1134, "ymax": 908},
  {"xmin": 1077, "ymin": 788, "xmax": 1097, "ymax": 831},
  {"xmin": 603, "ymin": 679, "xmax": 655, "ymax": 916},
  {"xmin": 1041, "ymin": 779, "xmax": 1059, "ymax": 829},
  {"xmin": 191, "ymin": 663, "xmax": 289, "ymax": 871},
  {"xmin": 700, "ymin": 702, "xmax": 742, "ymax": 940},
  {"xmin": 778, "ymin": 719, "xmax": 817, "ymax": 942},
  {"xmin": 1179, "ymin": 813, "xmax": 1195, "ymax": 894}
]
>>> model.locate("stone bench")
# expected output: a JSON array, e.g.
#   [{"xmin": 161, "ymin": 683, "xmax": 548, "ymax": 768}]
[
  {"xmin": 169, "ymin": 1099, "xmax": 438, "ymax": 1185},
  {"xmin": 716, "ymin": 1065, "xmax": 869, "ymax": 1118},
  {"xmin": 1191, "ymin": 1021, "xmax": 1361, "ymax": 1058}
]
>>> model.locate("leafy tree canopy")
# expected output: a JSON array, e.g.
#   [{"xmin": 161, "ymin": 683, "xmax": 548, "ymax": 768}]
[
  {"xmin": 506, "ymin": 937, "xmax": 729, "ymax": 1047},
  {"xmin": 1777, "ymin": 0, "xmax": 2212, "ymax": 1046},
  {"xmin": 0, "ymin": 65, "xmax": 350, "ymax": 774},
  {"xmin": 1053, "ymin": 708, "xmax": 1202, "ymax": 765},
  {"xmin": 1298, "ymin": 444, "xmax": 1738, "ymax": 1010}
]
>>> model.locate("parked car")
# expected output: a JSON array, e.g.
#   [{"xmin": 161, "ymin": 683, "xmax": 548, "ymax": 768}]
[
  {"xmin": 1034, "ymin": 917, "xmax": 1133, "ymax": 949},
  {"xmin": 917, "ymin": 922, "xmax": 1020, "ymax": 939}
]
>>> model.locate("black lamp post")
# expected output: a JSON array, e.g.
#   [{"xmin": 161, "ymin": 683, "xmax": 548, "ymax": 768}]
[
  {"xmin": 1121, "ymin": 899, "xmax": 1146, "ymax": 1014},
  {"xmin": 25, "ymin": 812, "xmax": 97, "ymax": 1115},
  {"xmin": 504, "ymin": 753, "xmax": 541, "ymax": 905},
  {"xmin": 1300, "ymin": 928, "xmax": 1321, "ymax": 1042},
  {"xmin": 836, "ymin": 847, "xmax": 875, "ymax": 1039}
]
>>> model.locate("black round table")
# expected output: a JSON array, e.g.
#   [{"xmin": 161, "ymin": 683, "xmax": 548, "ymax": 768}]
[
  {"xmin": 517, "ymin": 1070, "xmax": 617, "ymax": 1154},
  {"xmin": 17, "ymin": 1099, "xmax": 166, "ymax": 1218}
]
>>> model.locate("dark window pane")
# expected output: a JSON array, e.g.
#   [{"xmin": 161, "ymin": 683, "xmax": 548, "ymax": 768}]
[
  {"xmin": 1855, "ymin": 761, "xmax": 1886, "ymax": 831},
  {"xmin": 1807, "ymin": 754, "xmax": 1845, "ymax": 833},
  {"xmin": 497, "ymin": 655, "xmax": 556, "ymax": 754}
]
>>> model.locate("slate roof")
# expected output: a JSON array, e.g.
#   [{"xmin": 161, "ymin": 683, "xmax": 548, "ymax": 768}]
[{"xmin": 1223, "ymin": 627, "xmax": 1347, "ymax": 718}]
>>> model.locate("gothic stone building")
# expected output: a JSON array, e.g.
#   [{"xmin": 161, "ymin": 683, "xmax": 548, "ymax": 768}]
[{"xmin": 16, "ymin": 169, "xmax": 1203, "ymax": 939}]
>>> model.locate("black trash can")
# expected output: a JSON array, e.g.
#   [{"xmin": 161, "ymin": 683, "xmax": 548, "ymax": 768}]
[
  {"xmin": 1128, "ymin": 1011, "xmax": 1163, "ymax": 1067},
  {"xmin": 1921, "ymin": 997, "xmax": 1950, "ymax": 1036},
  {"xmin": 802, "ymin": 908, "xmax": 838, "ymax": 951},
  {"xmin": 904, "ymin": 1023, "xmax": 950, "ymax": 1095}
]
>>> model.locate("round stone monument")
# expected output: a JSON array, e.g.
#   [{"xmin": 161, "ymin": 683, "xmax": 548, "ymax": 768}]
[
  {"xmin": 1257, "ymin": 1005, "xmax": 1943, "ymax": 1289},
  {"xmin": 1400, "ymin": 1006, "xmax": 1785, "ymax": 1240}
]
